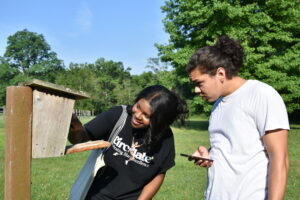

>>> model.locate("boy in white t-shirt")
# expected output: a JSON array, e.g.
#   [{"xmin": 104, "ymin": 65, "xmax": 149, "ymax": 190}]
[{"xmin": 187, "ymin": 35, "xmax": 289, "ymax": 200}]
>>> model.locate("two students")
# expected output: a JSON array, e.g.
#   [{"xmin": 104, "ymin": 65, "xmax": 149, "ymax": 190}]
[{"xmin": 70, "ymin": 35, "xmax": 289, "ymax": 200}]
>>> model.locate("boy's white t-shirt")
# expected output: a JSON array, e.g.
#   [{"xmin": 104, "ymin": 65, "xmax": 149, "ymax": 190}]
[{"xmin": 205, "ymin": 80, "xmax": 289, "ymax": 200}]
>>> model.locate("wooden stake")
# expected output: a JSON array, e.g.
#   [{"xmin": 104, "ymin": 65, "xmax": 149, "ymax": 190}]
[{"xmin": 5, "ymin": 86, "xmax": 32, "ymax": 200}]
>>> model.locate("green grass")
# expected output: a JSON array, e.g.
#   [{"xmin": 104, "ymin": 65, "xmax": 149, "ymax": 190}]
[{"xmin": 0, "ymin": 115, "xmax": 299, "ymax": 199}]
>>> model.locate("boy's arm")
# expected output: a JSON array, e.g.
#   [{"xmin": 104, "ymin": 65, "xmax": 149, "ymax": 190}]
[{"xmin": 263, "ymin": 129, "xmax": 289, "ymax": 200}]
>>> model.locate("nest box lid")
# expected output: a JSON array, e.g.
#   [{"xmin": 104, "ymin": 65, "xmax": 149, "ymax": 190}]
[{"xmin": 21, "ymin": 79, "xmax": 90, "ymax": 100}]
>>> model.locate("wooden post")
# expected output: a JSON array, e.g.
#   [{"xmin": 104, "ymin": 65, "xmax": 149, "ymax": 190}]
[
  {"xmin": 5, "ymin": 86, "xmax": 33, "ymax": 200},
  {"xmin": 4, "ymin": 79, "xmax": 89, "ymax": 199}
]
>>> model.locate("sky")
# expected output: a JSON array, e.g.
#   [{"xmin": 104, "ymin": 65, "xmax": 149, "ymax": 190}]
[{"xmin": 0, "ymin": 0, "xmax": 170, "ymax": 75}]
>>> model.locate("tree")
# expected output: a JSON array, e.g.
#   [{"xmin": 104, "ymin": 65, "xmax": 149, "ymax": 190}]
[
  {"xmin": 56, "ymin": 58, "xmax": 134, "ymax": 113},
  {"xmin": 92, "ymin": 58, "xmax": 132, "ymax": 110},
  {"xmin": 0, "ymin": 57, "xmax": 19, "ymax": 105},
  {"xmin": 157, "ymin": 0, "xmax": 300, "ymax": 115},
  {"xmin": 0, "ymin": 29, "xmax": 65, "ymax": 105},
  {"xmin": 145, "ymin": 57, "xmax": 176, "ymax": 89},
  {"xmin": 0, "ymin": 56, "xmax": 34, "ymax": 106},
  {"xmin": 55, "ymin": 63, "xmax": 99, "ymax": 111},
  {"xmin": 113, "ymin": 78, "xmax": 138, "ymax": 106},
  {"xmin": 4, "ymin": 29, "xmax": 64, "ymax": 82}
]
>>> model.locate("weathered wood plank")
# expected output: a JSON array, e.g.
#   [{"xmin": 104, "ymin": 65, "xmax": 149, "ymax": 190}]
[{"xmin": 32, "ymin": 90, "xmax": 75, "ymax": 158}]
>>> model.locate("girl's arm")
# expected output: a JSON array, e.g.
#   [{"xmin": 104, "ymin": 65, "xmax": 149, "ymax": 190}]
[
  {"xmin": 138, "ymin": 173, "xmax": 165, "ymax": 200},
  {"xmin": 68, "ymin": 114, "xmax": 90, "ymax": 144}
]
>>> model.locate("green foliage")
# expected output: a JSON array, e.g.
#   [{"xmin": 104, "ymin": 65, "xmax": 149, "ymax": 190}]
[
  {"xmin": 113, "ymin": 78, "xmax": 139, "ymax": 106},
  {"xmin": 56, "ymin": 58, "xmax": 134, "ymax": 113},
  {"xmin": 0, "ymin": 57, "xmax": 33, "ymax": 106},
  {"xmin": 27, "ymin": 53, "xmax": 65, "ymax": 82},
  {"xmin": 0, "ymin": 29, "xmax": 65, "ymax": 106},
  {"xmin": 55, "ymin": 63, "xmax": 99, "ymax": 110},
  {"xmin": 158, "ymin": 0, "xmax": 300, "ymax": 115},
  {"xmin": 0, "ymin": 29, "xmax": 182, "ymax": 113},
  {"xmin": 0, "ymin": 28, "xmax": 179, "ymax": 112},
  {"xmin": 132, "ymin": 72, "xmax": 158, "ymax": 88},
  {"xmin": 55, "ymin": 56, "xmax": 183, "ymax": 113},
  {"xmin": 3, "ymin": 29, "xmax": 64, "ymax": 81},
  {"xmin": 93, "ymin": 58, "xmax": 131, "ymax": 110},
  {"xmin": 0, "ymin": 57, "xmax": 18, "ymax": 105}
]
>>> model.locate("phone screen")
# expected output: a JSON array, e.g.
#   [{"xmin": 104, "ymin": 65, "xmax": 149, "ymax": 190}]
[{"xmin": 180, "ymin": 153, "xmax": 213, "ymax": 162}]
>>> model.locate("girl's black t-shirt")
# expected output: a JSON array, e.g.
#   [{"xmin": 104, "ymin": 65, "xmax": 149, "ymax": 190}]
[{"xmin": 84, "ymin": 106, "xmax": 175, "ymax": 200}]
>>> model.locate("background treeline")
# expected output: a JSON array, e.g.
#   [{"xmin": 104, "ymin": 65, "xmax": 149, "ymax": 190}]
[
  {"xmin": 0, "ymin": 29, "xmax": 179, "ymax": 114},
  {"xmin": 0, "ymin": 0, "xmax": 299, "ymax": 119}
]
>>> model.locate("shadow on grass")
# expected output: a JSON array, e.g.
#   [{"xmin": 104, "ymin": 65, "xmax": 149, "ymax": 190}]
[
  {"xmin": 174, "ymin": 121, "xmax": 300, "ymax": 131},
  {"xmin": 290, "ymin": 124, "xmax": 300, "ymax": 130},
  {"xmin": 173, "ymin": 120, "xmax": 209, "ymax": 131}
]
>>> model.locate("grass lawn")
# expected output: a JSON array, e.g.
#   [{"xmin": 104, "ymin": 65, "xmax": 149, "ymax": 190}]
[{"xmin": 0, "ymin": 114, "xmax": 299, "ymax": 199}]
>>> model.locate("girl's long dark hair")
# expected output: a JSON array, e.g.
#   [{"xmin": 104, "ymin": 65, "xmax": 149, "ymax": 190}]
[{"xmin": 133, "ymin": 85, "xmax": 188, "ymax": 150}]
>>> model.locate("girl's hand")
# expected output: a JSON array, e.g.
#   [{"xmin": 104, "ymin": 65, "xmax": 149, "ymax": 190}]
[
  {"xmin": 68, "ymin": 114, "xmax": 90, "ymax": 144},
  {"xmin": 70, "ymin": 114, "xmax": 83, "ymax": 132}
]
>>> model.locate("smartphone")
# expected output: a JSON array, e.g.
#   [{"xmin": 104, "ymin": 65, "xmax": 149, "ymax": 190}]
[{"xmin": 180, "ymin": 153, "xmax": 213, "ymax": 162}]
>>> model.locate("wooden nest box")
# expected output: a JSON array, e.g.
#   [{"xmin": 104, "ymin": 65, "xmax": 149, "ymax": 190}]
[{"xmin": 22, "ymin": 79, "xmax": 89, "ymax": 158}]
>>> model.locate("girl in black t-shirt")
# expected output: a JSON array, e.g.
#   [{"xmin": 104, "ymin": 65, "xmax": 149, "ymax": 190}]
[{"xmin": 69, "ymin": 85, "xmax": 188, "ymax": 200}]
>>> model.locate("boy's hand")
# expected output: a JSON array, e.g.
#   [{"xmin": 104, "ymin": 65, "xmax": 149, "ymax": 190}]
[{"xmin": 191, "ymin": 146, "xmax": 213, "ymax": 167}]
